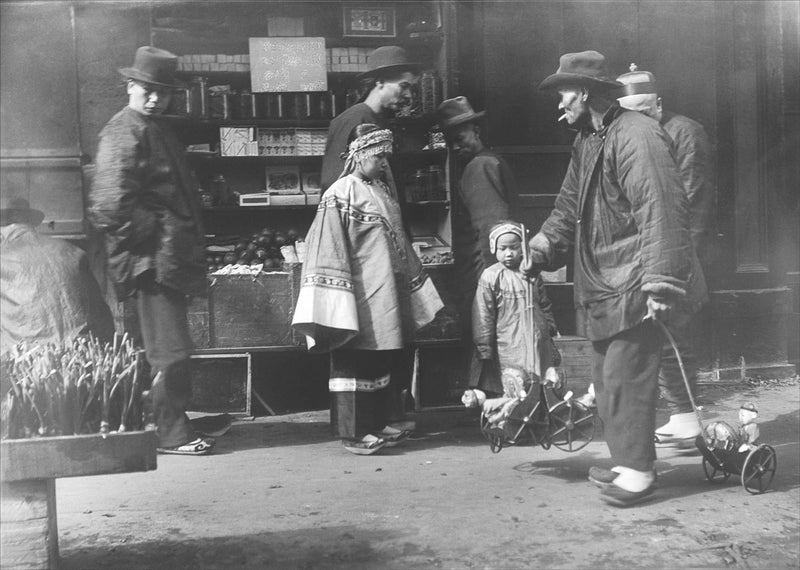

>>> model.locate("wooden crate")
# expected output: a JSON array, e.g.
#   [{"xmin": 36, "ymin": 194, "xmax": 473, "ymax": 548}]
[
  {"xmin": 189, "ymin": 353, "xmax": 252, "ymax": 415},
  {"xmin": 1, "ymin": 431, "xmax": 157, "ymax": 570}
]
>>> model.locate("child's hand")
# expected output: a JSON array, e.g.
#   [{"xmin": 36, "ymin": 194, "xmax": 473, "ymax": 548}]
[
  {"xmin": 462, "ymin": 389, "xmax": 486, "ymax": 408},
  {"xmin": 544, "ymin": 367, "xmax": 561, "ymax": 390}
]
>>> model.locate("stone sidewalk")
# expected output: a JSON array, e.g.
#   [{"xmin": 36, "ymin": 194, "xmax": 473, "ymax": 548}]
[{"xmin": 57, "ymin": 378, "xmax": 799, "ymax": 569}]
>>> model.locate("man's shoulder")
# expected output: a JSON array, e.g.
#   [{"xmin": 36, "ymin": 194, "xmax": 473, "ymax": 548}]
[
  {"xmin": 661, "ymin": 111, "xmax": 708, "ymax": 140},
  {"xmin": 100, "ymin": 107, "xmax": 145, "ymax": 137},
  {"xmin": 330, "ymin": 104, "xmax": 376, "ymax": 129},
  {"xmin": 610, "ymin": 109, "xmax": 668, "ymax": 143},
  {"xmin": 464, "ymin": 152, "xmax": 502, "ymax": 174}
]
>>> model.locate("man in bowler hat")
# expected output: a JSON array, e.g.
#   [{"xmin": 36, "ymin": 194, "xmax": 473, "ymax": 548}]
[
  {"xmin": 320, "ymin": 45, "xmax": 420, "ymax": 191},
  {"xmin": 436, "ymin": 96, "xmax": 527, "ymax": 394},
  {"xmin": 1, "ymin": 193, "xmax": 113, "ymax": 356},
  {"xmin": 88, "ymin": 46, "xmax": 214, "ymax": 455},
  {"xmin": 528, "ymin": 51, "xmax": 698, "ymax": 506}
]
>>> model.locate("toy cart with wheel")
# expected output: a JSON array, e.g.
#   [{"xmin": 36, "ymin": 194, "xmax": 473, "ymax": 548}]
[
  {"xmin": 695, "ymin": 421, "xmax": 777, "ymax": 494},
  {"xmin": 480, "ymin": 383, "xmax": 596, "ymax": 454}
]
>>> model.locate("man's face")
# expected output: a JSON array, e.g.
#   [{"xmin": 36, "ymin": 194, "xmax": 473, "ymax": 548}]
[
  {"xmin": 557, "ymin": 87, "xmax": 589, "ymax": 126},
  {"xmin": 376, "ymin": 71, "xmax": 417, "ymax": 112},
  {"xmin": 446, "ymin": 123, "xmax": 482, "ymax": 160},
  {"xmin": 128, "ymin": 80, "xmax": 172, "ymax": 115},
  {"xmin": 495, "ymin": 233, "xmax": 523, "ymax": 269}
]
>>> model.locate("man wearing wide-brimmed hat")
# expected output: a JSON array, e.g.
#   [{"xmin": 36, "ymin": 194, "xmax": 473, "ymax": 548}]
[
  {"xmin": 616, "ymin": 64, "xmax": 714, "ymax": 449},
  {"xmin": 436, "ymin": 96, "xmax": 527, "ymax": 395},
  {"xmin": 1, "ymin": 193, "xmax": 113, "ymax": 355},
  {"xmin": 526, "ymin": 50, "xmax": 696, "ymax": 506},
  {"xmin": 88, "ymin": 46, "xmax": 213, "ymax": 455},
  {"xmin": 320, "ymin": 45, "xmax": 421, "ymax": 191}
]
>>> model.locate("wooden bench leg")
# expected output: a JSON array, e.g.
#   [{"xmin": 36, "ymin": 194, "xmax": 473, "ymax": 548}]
[{"xmin": 1, "ymin": 478, "xmax": 59, "ymax": 569}]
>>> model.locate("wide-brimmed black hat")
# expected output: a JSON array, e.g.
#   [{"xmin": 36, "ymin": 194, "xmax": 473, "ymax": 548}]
[
  {"xmin": 436, "ymin": 97, "xmax": 486, "ymax": 131},
  {"xmin": 0, "ymin": 195, "xmax": 44, "ymax": 226},
  {"xmin": 357, "ymin": 46, "xmax": 421, "ymax": 80},
  {"xmin": 118, "ymin": 46, "xmax": 179, "ymax": 88},
  {"xmin": 539, "ymin": 50, "xmax": 622, "ymax": 91}
]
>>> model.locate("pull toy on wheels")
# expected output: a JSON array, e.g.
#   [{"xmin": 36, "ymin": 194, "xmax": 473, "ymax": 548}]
[
  {"xmin": 654, "ymin": 319, "xmax": 778, "ymax": 495},
  {"xmin": 696, "ymin": 423, "xmax": 777, "ymax": 494},
  {"xmin": 479, "ymin": 382, "xmax": 596, "ymax": 455}
]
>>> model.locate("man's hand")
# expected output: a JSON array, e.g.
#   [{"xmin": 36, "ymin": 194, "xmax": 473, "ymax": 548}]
[
  {"xmin": 645, "ymin": 295, "xmax": 673, "ymax": 321},
  {"xmin": 523, "ymin": 232, "xmax": 552, "ymax": 276}
]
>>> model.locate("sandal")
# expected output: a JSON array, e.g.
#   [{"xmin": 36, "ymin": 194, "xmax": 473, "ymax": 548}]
[
  {"xmin": 342, "ymin": 435, "xmax": 386, "ymax": 455},
  {"xmin": 374, "ymin": 426, "xmax": 410, "ymax": 447},
  {"xmin": 158, "ymin": 437, "xmax": 215, "ymax": 456}
]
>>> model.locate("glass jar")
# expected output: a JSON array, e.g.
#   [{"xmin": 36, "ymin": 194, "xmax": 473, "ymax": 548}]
[{"xmin": 210, "ymin": 174, "xmax": 230, "ymax": 206}]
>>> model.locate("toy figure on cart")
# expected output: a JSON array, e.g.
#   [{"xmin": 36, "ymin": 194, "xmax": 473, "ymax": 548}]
[
  {"xmin": 461, "ymin": 221, "xmax": 595, "ymax": 453},
  {"xmin": 696, "ymin": 402, "xmax": 777, "ymax": 494}
]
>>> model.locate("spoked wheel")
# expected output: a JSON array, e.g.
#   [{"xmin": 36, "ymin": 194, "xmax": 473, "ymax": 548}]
[
  {"xmin": 702, "ymin": 454, "xmax": 730, "ymax": 483},
  {"xmin": 480, "ymin": 412, "xmax": 505, "ymax": 454},
  {"xmin": 741, "ymin": 444, "xmax": 777, "ymax": 494},
  {"xmin": 547, "ymin": 399, "xmax": 596, "ymax": 452}
]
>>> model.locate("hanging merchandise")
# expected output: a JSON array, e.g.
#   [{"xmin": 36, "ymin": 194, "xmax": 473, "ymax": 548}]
[{"xmin": 420, "ymin": 70, "xmax": 440, "ymax": 115}]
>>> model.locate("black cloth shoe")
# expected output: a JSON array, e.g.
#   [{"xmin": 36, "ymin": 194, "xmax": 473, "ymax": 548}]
[
  {"xmin": 600, "ymin": 482, "xmax": 657, "ymax": 507},
  {"xmin": 588, "ymin": 466, "xmax": 618, "ymax": 487}
]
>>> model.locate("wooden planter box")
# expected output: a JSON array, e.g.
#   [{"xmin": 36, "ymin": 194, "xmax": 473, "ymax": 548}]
[{"xmin": 0, "ymin": 431, "xmax": 158, "ymax": 570}]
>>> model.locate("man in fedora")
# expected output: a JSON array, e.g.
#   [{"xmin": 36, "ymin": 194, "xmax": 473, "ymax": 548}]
[
  {"xmin": 614, "ymin": 65, "xmax": 713, "ymax": 447},
  {"xmin": 320, "ymin": 45, "xmax": 420, "ymax": 191},
  {"xmin": 436, "ymin": 96, "xmax": 525, "ymax": 394},
  {"xmin": 1, "ymin": 193, "xmax": 113, "ymax": 356},
  {"xmin": 527, "ymin": 50, "xmax": 696, "ymax": 506},
  {"xmin": 88, "ymin": 46, "xmax": 213, "ymax": 455}
]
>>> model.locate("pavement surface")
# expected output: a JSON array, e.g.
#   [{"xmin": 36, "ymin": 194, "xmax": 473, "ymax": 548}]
[{"xmin": 57, "ymin": 377, "xmax": 800, "ymax": 570}]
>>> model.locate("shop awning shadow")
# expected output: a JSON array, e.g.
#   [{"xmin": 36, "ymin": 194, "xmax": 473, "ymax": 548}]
[{"xmin": 59, "ymin": 524, "xmax": 408, "ymax": 570}]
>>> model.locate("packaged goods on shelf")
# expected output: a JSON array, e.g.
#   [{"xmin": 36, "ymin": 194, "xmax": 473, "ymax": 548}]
[
  {"xmin": 220, "ymin": 127, "xmax": 258, "ymax": 156},
  {"xmin": 257, "ymin": 128, "xmax": 328, "ymax": 156},
  {"xmin": 239, "ymin": 192, "xmax": 270, "ymax": 206},
  {"xmin": 268, "ymin": 193, "xmax": 306, "ymax": 206},
  {"xmin": 177, "ymin": 54, "xmax": 250, "ymax": 73}
]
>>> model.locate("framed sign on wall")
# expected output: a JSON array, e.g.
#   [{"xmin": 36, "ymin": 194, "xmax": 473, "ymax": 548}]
[{"xmin": 342, "ymin": 5, "xmax": 396, "ymax": 38}]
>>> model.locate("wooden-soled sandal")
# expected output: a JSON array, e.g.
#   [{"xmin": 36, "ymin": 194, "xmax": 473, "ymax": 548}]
[
  {"xmin": 158, "ymin": 437, "xmax": 215, "ymax": 456},
  {"xmin": 342, "ymin": 435, "xmax": 386, "ymax": 455}
]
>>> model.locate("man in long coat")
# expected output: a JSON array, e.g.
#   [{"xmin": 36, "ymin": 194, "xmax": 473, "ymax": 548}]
[
  {"xmin": 436, "ymin": 96, "xmax": 522, "ymax": 394},
  {"xmin": 528, "ymin": 51, "xmax": 703, "ymax": 506},
  {"xmin": 616, "ymin": 65, "xmax": 714, "ymax": 446},
  {"xmin": 88, "ymin": 46, "xmax": 211, "ymax": 455}
]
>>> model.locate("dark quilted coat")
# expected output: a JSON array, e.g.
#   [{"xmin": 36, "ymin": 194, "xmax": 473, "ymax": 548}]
[
  {"xmin": 88, "ymin": 107, "xmax": 206, "ymax": 299},
  {"xmin": 540, "ymin": 106, "xmax": 707, "ymax": 341}
]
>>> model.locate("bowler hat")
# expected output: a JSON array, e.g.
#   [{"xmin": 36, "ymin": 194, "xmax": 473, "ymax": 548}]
[
  {"xmin": 436, "ymin": 97, "xmax": 486, "ymax": 131},
  {"xmin": 118, "ymin": 46, "xmax": 179, "ymax": 88},
  {"xmin": 0, "ymin": 195, "xmax": 44, "ymax": 227},
  {"xmin": 357, "ymin": 46, "xmax": 421, "ymax": 80},
  {"xmin": 539, "ymin": 50, "xmax": 622, "ymax": 91},
  {"xmin": 616, "ymin": 64, "xmax": 658, "ymax": 97}
]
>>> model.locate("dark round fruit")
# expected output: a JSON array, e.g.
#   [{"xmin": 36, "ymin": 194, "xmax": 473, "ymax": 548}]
[
  {"xmin": 223, "ymin": 252, "xmax": 238, "ymax": 265},
  {"xmin": 214, "ymin": 254, "xmax": 224, "ymax": 264},
  {"xmin": 235, "ymin": 241, "xmax": 248, "ymax": 253},
  {"xmin": 256, "ymin": 235, "xmax": 271, "ymax": 247},
  {"xmin": 256, "ymin": 248, "xmax": 268, "ymax": 260},
  {"xmin": 273, "ymin": 234, "xmax": 287, "ymax": 246},
  {"xmin": 246, "ymin": 242, "xmax": 258, "ymax": 252}
]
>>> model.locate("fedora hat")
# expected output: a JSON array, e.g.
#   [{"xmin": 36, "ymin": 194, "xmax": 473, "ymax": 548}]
[
  {"xmin": 0, "ymin": 195, "xmax": 44, "ymax": 226},
  {"xmin": 357, "ymin": 45, "xmax": 421, "ymax": 80},
  {"xmin": 118, "ymin": 46, "xmax": 179, "ymax": 88},
  {"xmin": 539, "ymin": 50, "xmax": 622, "ymax": 91},
  {"xmin": 436, "ymin": 96, "xmax": 486, "ymax": 131}
]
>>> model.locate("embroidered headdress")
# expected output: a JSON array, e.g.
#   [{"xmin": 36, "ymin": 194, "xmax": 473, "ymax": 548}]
[{"xmin": 339, "ymin": 128, "xmax": 394, "ymax": 179}]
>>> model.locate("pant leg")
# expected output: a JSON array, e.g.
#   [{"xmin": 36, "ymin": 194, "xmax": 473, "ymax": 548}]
[
  {"xmin": 593, "ymin": 321, "xmax": 662, "ymax": 472},
  {"xmin": 659, "ymin": 305, "xmax": 709, "ymax": 414},
  {"xmin": 330, "ymin": 349, "xmax": 393, "ymax": 439},
  {"xmin": 136, "ymin": 285, "xmax": 196, "ymax": 448}
]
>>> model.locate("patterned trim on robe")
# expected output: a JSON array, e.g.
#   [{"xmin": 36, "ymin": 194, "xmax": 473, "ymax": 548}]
[{"xmin": 329, "ymin": 374, "xmax": 391, "ymax": 392}]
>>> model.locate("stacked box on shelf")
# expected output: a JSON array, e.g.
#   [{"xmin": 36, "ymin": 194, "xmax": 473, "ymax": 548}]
[
  {"xmin": 258, "ymin": 129, "xmax": 297, "ymax": 156},
  {"xmin": 327, "ymin": 47, "xmax": 370, "ymax": 72},
  {"xmin": 178, "ymin": 54, "xmax": 250, "ymax": 73},
  {"xmin": 295, "ymin": 128, "xmax": 327, "ymax": 156},
  {"xmin": 220, "ymin": 127, "xmax": 258, "ymax": 156}
]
